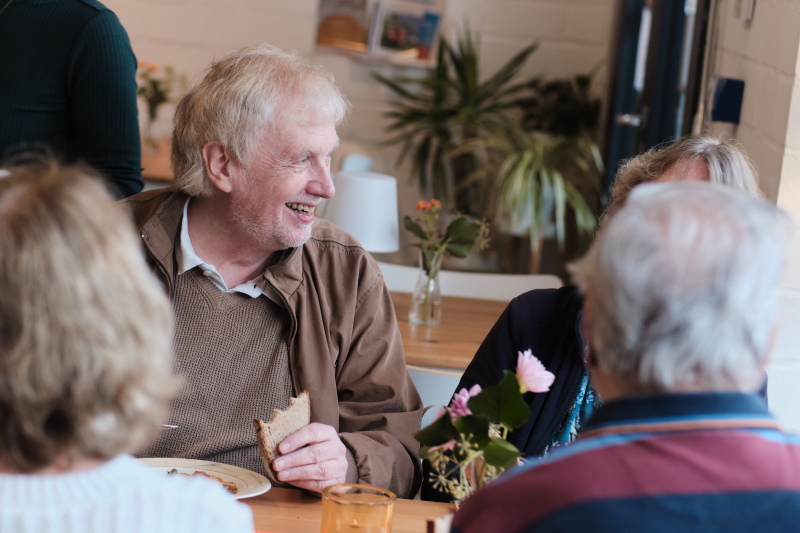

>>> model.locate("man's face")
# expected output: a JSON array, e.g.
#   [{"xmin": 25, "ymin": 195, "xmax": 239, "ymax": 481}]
[{"xmin": 229, "ymin": 116, "xmax": 339, "ymax": 251}]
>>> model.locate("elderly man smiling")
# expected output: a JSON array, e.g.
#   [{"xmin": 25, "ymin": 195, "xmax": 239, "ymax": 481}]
[
  {"xmin": 124, "ymin": 45, "xmax": 422, "ymax": 497},
  {"xmin": 451, "ymin": 182, "xmax": 800, "ymax": 532}
]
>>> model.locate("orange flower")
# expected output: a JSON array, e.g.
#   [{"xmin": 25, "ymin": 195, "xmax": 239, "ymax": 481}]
[
  {"xmin": 416, "ymin": 200, "xmax": 431, "ymax": 211},
  {"xmin": 430, "ymin": 199, "xmax": 441, "ymax": 209},
  {"xmin": 138, "ymin": 60, "xmax": 158, "ymax": 72}
]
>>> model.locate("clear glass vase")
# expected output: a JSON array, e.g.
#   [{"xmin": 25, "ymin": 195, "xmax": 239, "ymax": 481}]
[{"xmin": 409, "ymin": 250, "xmax": 443, "ymax": 326}]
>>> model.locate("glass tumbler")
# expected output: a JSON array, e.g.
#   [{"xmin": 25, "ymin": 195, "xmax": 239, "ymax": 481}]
[{"xmin": 320, "ymin": 484, "xmax": 396, "ymax": 533}]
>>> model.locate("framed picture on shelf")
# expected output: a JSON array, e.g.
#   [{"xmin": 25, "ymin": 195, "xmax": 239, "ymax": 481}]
[{"xmin": 368, "ymin": 0, "xmax": 443, "ymax": 62}]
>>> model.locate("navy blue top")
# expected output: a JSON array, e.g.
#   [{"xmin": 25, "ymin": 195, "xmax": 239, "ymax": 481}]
[
  {"xmin": 453, "ymin": 392, "xmax": 799, "ymax": 533},
  {"xmin": 0, "ymin": 0, "xmax": 143, "ymax": 198}
]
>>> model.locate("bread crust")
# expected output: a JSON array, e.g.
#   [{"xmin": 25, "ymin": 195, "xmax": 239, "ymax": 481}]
[{"xmin": 253, "ymin": 391, "xmax": 310, "ymax": 484}]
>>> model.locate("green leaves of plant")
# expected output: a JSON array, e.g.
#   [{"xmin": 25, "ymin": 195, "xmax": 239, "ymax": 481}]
[
  {"xmin": 454, "ymin": 415, "xmax": 490, "ymax": 448},
  {"xmin": 414, "ymin": 411, "xmax": 458, "ymax": 447},
  {"xmin": 445, "ymin": 216, "xmax": 479, "ymax": 243},
  {"xmin": 442, "ymin": 216, "xmax": 480, "ymax": 258},
  {"xmin": 467, "ymin": 371, "xmax": 530, "ymax": 429},
  {"xmin": 404, "ymin": 216, "xmax": 428, "ymax": 240},
  {"xmin": 373, "ymin": 29, "xmax": 538, "ymax": 207},
  {"xmin": 483, "ymin": 437, "xmax": 521, "ymax": 468}
]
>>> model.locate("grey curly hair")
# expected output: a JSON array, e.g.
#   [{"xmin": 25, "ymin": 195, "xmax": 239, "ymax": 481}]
[
  {"xmin": 0, "ymin": 162, "xmax": 177, "ymax": 471},
  {"xmin": 600, "ymin": 134, "xmax": 762, "ymax": 228}
]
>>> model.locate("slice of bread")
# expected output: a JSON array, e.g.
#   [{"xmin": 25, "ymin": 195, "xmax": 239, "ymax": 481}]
[{"xmin": 253, "ymin": 391, "xmax": 311, "ymax": 485}]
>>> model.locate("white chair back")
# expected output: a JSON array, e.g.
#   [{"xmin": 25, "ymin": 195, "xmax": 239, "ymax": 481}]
[
  {"xmin": 407, "ymin": 365, "xmax": 464, "ymax": 427},
  {"xmin": 376, "ymin": 261, "xmax": 562, "ymax": 301}
]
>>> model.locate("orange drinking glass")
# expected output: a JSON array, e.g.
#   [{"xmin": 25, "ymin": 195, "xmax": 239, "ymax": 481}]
[{"xmin": 320, "ymin": 484, "xmax": 396, "ymax": 533}]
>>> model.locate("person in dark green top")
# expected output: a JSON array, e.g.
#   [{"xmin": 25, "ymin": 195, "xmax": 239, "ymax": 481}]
[{"xmin": 0, "ymin": 0, "xmax": 143, "ymax": 198}]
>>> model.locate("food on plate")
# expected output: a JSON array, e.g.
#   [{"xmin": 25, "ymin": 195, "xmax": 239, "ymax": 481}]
[
  {"xmin": 253, "ymin": 390, "xmax": 311, "ymax": 484},
  {"xmin": 167, "ymin": 468, "xmax": 238, "ymax": 494}
]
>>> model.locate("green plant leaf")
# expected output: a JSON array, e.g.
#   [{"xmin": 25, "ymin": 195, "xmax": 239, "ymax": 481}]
[
  {"xmin": 552, "ymin": 170, "xmax": 567, "ymax": 249},
  {"xmin": 445, "ymin": 242, "xmax": 472, "ymax": 258},
  {"xmin": 454, "ymin": 415, "xmax": 491, "ymax": 448},
  {"xmin": 483, "ymin": 437, "xmax": 522, "ymax": 468},
  {"xmin": 467, "ymin": 371, "xmax": 530, "ymax": 428},
  {"xmin": 445, "ymin": 216, "xmax": 479, "ymax": 244},
  {"xmin": 404, "ymin": 216, "xmax": 428, "ymax": 240},
  {"xmin": 413, "ymin": 411, "xmax": 459, "ymax": 447},
  {"xmin": 480, "ymin": 43, "xmax": 539, "ymax": 98}
]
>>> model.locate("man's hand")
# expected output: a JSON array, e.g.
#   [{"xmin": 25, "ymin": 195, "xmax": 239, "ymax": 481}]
[{"xmin": 271, "ymin": 422, "xmax": 349, "ymax": 494}]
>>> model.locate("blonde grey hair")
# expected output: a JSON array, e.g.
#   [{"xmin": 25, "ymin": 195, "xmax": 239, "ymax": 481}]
[
  {"xmin": 600, "ymin": 134, "xmax": 762, "ymax": 228},
  {"xmin": 172, "ymin": 44, "xmax": 351, "ymax": 197},
  {"xmin": 571, "ymin": 182, "xmax": 791, "ymax": 393},
  {"xmin": 0, "ymin": 162, "xmax": 177, "ymax": 471}
]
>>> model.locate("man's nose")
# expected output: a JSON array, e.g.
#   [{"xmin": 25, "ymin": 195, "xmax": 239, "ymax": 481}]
[{"xmin": 309, "ymin": 166, "xmax": 336, "ymax": 199}]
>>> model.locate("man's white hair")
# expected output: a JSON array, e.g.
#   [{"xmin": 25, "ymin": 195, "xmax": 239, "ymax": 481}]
[
  {"xmin": 570, "ymin": 182, "xmax": 792, "ymax": 392},
  {"xmin": 171, "ymin": 44, "xmax": 351, "ymax": 197}
]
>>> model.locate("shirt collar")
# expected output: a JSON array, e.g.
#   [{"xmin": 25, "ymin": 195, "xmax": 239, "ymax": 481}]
[
  {"xmin": 581, "ymin": 392, "xmax": 779, "ymax": 439},
  {"xmin": 177, "ymin": 198, "xmax": 272, "ymax": 300}
]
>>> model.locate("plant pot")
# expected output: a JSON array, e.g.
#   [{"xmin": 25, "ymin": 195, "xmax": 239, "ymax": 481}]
[{"xmin": 409, "ymin": 250, "xmax": 443, "ymax": 326}]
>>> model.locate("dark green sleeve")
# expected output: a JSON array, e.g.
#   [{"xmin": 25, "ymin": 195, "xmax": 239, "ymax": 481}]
[{"xmin": 67, "ymin": 10, "xmax": 143, "ymax": 198}]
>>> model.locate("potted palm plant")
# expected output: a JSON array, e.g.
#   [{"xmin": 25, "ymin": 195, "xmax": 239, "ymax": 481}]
[
  {"xmin": 455, "ymin": 72, "xmax": 605, "ymax": 272},
  {"xmin": 374, "ymin": 29, "xmax": 536, "ymax": 214},
  {"xmin": 464, "ymin": 128, "xmax": 601, "ymax": 272}
]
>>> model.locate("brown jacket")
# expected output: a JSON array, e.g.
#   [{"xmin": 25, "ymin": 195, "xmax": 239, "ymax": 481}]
[{"xmin": 123, "ymin": 187, "xmax": 423, "ymax": 497}]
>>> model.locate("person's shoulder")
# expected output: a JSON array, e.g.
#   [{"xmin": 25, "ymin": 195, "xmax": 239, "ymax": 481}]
[
  {"xmin": 509, "ymin": 285, "xmax": 583, "ymax": 324},
  {"xmin": 306, "ymin": 218, "xmax": 375, "ymax": 269},
  {"xmin": 48, "ymin": 0, "xmax": 118, "ymax": 23},
  {"xmin": 74, "ymin": 0, "xmax": 116, "ymax": 16},
  {"xmin": 120, "ymin": 187, "xmax": 180, "ymax": 228},
  {"xmin": 304, "ymin": 219, "xmax": 384, "ymax": 293},
  {"xmin": 309, "ymin": 218, "xmax": 365, "ymax": 249},
  {"xmin": 68, "ymin": 0, "xmax": 128, "ymax": 40}
]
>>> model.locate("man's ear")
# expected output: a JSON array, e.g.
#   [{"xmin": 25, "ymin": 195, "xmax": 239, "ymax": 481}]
[{"xmin": 201, "ymin": 142, "xmax": 234, "ymax": 194}]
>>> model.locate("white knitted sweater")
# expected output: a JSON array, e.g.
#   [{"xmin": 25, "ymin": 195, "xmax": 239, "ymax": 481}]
[{"xmin": 0, "ymin": 455, "xmax": 253, "ymax": 533}]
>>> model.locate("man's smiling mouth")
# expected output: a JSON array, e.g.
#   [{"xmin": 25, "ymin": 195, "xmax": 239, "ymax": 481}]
[{"xmin": 286, "ymin": 203, "xmax": 315, "ymax": 215}]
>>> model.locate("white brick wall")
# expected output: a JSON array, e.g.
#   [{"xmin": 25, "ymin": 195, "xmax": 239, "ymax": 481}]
[
  {"xmin": 707, "ymin": 0, "xmax": 800, "ymax": 430},
  {"xmin": 104, "ymin": 0, "xmax": 616, "ymax": 264}
]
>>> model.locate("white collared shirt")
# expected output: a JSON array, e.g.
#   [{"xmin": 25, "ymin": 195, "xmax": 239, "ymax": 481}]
[{"xmin": 178, "ymin": 199, "xmax": 282, "ymax": 305}]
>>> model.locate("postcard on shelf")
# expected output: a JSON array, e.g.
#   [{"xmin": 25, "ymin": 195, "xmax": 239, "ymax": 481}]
[
  {"xmin": 368, "ymin": 0, "xmax": 443, "ymax": 62},
  {"xmin": 317, "ymin": 0, "xmax": 369, "ymax": 52}
]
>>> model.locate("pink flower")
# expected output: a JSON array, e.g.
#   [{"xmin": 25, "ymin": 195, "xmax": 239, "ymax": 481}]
[
  {"xmin": 448, "ymin": 384, "xmax": 482, "ymax": 420},
  {"xmin": 516, "ymin": 349, "xmax": 554, "ymax": 393}
]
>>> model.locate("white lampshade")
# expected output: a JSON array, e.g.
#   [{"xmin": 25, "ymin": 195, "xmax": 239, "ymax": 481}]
[{"xmin": 321, "ymin": 171, "xmax": 399, "ymax": 253}]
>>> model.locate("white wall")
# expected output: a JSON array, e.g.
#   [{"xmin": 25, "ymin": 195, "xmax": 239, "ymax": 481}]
[
  {"xmin": 705, "ymin": 0, "xmax": 800, "ymax": 430},
  {"xmin": 105, "ymin": 0, "xmax": 616, "ymax": 264},
  {"xmin": 705, "ymin": 0, "xmax": 800, "ymax": 203}
]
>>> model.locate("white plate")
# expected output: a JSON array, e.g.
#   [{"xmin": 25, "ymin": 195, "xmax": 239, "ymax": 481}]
[{"xmin": 139, "ymin": 458, "xmax": 271, "ymax": 500}]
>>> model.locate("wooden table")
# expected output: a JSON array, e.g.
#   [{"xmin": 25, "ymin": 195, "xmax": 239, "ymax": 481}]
[
  {"xmin": 390, "ymin": 292, "xmax": 508, "ymax": 370},
  {"xmin": 246, "ymin": 487, "xmax": 454, "ymax": 533}
]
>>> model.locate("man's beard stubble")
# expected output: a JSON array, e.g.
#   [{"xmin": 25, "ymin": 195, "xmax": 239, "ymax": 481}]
[{"xmin": 230, "ymin": 176, "xmax": 313, "ymax": 251}]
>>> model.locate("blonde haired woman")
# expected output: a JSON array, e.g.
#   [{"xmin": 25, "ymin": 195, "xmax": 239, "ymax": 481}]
[{"xmin": 0, "ymin": 162, "xmax": 252, "ymax": 533}]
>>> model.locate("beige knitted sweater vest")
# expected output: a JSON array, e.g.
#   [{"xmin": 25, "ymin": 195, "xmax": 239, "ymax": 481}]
[{"xmin": 140, "ymin": 267, "xmax": 293, "ymax": 477}]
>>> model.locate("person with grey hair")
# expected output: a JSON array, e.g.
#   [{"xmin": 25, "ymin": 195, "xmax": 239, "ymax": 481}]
[
  {"xmin": 451, "ymin": 182, "xmax": 800, "ymax": 533},
  {"xmin": 423, "ymin": 134, "xmax": 765, "ymax": 502},
  {"xmin": 0, "ymin": 162, "xmax": 251, "ymax": 533},
  {"xmin": 124, "ymin": 44, "xmax": 423, "ymax": 497}
]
